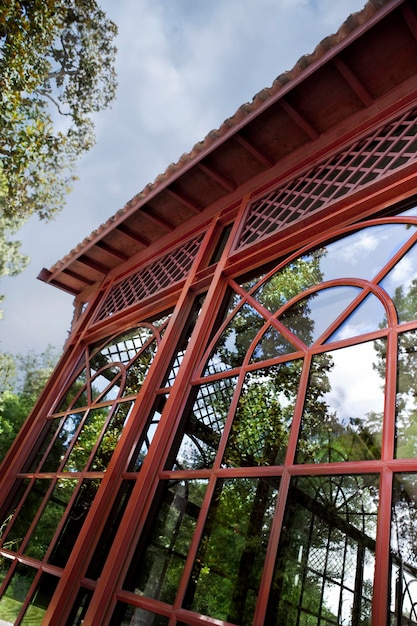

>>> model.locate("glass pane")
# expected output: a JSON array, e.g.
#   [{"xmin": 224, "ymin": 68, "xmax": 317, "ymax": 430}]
[
  {"xmin": 279, "ymin": 286, "xmax": 362, "ymax": 346},
  {"xmin": 297, "ymin": 340, "xmax": 385, "ymax": 463},
  {"xmin": 0, "ymin": 563, "xmax": 36, "ymax": 623},
  {"xmin": 253, "ymin": 251, "xmax": 325, "ymax": 313},
  {"xmin": 391, "ymin": 473, "xmax": 417, "ymax": 624},
  {"xmin": 319, "ymin": 222, "xmax": 416, "ymax": 283},
  {"xmin": 170, "ymin": 378, "xmax": 237, "ymax": 470},
  {"xmin": 379, "ymin": 242, "xmax": 417, "ymax": 323},
  {"xmin": 90, "ymin": 326, "xmax": 155, "ymax": 371},
  {"xmin": 124, "ymin": 340, "xmax": 158, "ymax": 396},
  {"xmin": 223, "ymin": 361, "xmax": 303, "ymax": 467},
  {"xmin": 20, "ymin": 572, "xmax": 59, "ymax": 625},
  {"xmin": 250, "ymin": 324, "xmax": 298, "ymax": 361},
  {"xmin": 3, "ymin": 480, "xmax": 51, "ymax": 553},
  {"xmin": 90, "ymin": 402, "xmax": 134, "ymax": 471},
  {"xmin": 0, "ymin": 557, "xmax": 12, "ymax": 591},
  {"xmin": 40, "ymin": 413, "xmax": 85, "ymax": 472},
  {"xmin": 396, "ymin": 331, "xmax": 417, "ymax": 458},
  {"xmin": 63, "ymin": 407, "xmax": 111, "ymax": 472},
  {"xmin": 48, "ymin": 479, "xmax": 101, "ymax": 567},
  {"xmin": 183, "ymin": 477, "xmax": 279, "ymax": 625},
  {"xmin": 86, "ymin": 481, "xmax": 133, "ymax": 579},
  {"xmin": 129, "ymin": 396, "xmax": 167, "ymax": 472},
  {"xmin": 0, "ymin": 479, "xmax": 30, "ymax": 548},
  {"xmin": 203, "ymin": 303, "xmax": 265, "ymax": 374},
  {"xmin": 163, "ymin": 295, "xmax": 205, "ymax": 387},
  {"xmin": 111, "ymin": 603, "xmax": 169, "ymax": 626},
  {"xmin": 252, "ymin": 222, "xmax": 417, "ymax": 315},
  {"xmin": 266, "ymin": 474, "xmax": 379, "ymax": 625},
  {"xmin": 327, "ymin": 292, "xmax": 388, "ymax": 342},
  {"xmin": 90, "ymin": 365, "xmax": 123, "ymax": 402},
  {"xmin": 58, "ymin": 368, "xmax": 88, "ymax": 412},
  {"xmin": 24, "ymin": 479, "xmax": 78, "ymax": 560},
  {"xmin": 64, "ymin": 588, "xmax": 92, "ymax": 626},
  {"xmin": 24, "ymin": 419, "xmax": 62, "ymax": 473},
  {"xmin": 123, "ymin": 479, "xmax": 208, "ymax": 603}
]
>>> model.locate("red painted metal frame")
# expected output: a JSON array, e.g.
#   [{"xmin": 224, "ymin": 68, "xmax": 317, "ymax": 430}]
[
  {"xmin": 1, "ymin": 177, "xmax": 417, "ymax": 626},
  {"xmin": 2, "ymin": 46, "xmax": 417, "ymax": 623}
]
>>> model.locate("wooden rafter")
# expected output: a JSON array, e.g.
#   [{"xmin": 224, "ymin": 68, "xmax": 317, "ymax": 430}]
[
  {"xmin": 198, "ymin": 162, "xmax": 236, "ymax": 193},
  {"xmin": 96, "ymin": 241, "xmax": 129, "ymax": 262},
  {"xmin": 165, "ymin": 188, "xmax": 202, "ymax": 214},
  {"xmin": 140, "ymin": 209, "xmax": 176, "ymax": 232},
  {"xmin": 78, "ymin": 255, "xmax": 111, "ymax": 275},
  {"xmin": 117, "ymin": 223, "xmax": 150, "ymax": 247},
  {"xmin": 234, "ymin": 133, "xmax": 275, "ymax": 168},
  {"xmin": 279, "ymin": 99, "xmax": 320, "ymax": 140},
  {"xmin": 333, "ymin": 56, "xmax": 373, "ymax": 107}
]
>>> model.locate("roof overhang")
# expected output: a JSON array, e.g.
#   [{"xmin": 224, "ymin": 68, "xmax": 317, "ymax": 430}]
[{"xmin": 38, "ymin": 0, "xmax": 417, "ymax": 297}]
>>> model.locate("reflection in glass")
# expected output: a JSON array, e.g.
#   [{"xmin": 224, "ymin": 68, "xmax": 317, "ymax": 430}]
[
  {"xmin": 253, "ymin": 251, "xmax": 325, "ymax": 313},
  {"xmin": 48, "ymin": 479, "xmax": 101, "ymax": 567},
  {"xmin": 86, "ymin": 481, "xmax": 133, "ymax": 579},
  {"xmin": 20, "ymin": 572, "xmax": 59, "ymax": 625},
  {"xmin": 280, "ymin": 286, "xmax": 362, "ymax": 346},
  {"xmin": 251, "ymin": 223, "xmax": 417, "ymax": 318},
  {"xmin": 321, "ymin": 223, "xmax": 417, "ymax": 282},
  {"xmin": 24, "ymin": 419, "xmax": 62, "ymax": 473},
  {"xmin": 63, "ymin": 407, "xmax": 110, "ymax": 472},
  {"xmin": 0, "ymin": 479, "xmax": 30, "ymax": 547},
  {"xmin": 267, "ymin": 474, "xmax": 378, "ymax": 625},
  {"xmin": 90, "ymin": 402, "xmax": 134, "ymax": 471},
  {"xmin": 90, "ymin": 325, "xmax": 157, "ymax": 371},
  {"xmin": 2, "ymin": 480, "xmax": 51, "ymax": 553},
  {"xmin": 64, "ymin": 588, "xmax": 93, "ymax": 626},
  {"xmin": 297, "ymin": 341, "xmax": 385, "ymax": 463},
  {"xmin": 0, "ymin": 563, "xmax": 36, "ymax": 623},
  {"xmin": 328, "ymin": 292, "xmax": 388, "ymax": 342},
  {"xmin": 203, "ymin": 303, "xmax": 265, "ymax": 374},
  {"xmin": 170, "ymin": 378, "xmax": 237, "ymax": 470},
  {"xmin": 90, "ymin": 365, "xmax": 122, "ymax": 402},
  {"xmin": 224, "ymin": 362, "xmax": 303, "ymax": 467},
  {"xmin": 41, "ymin": 413, "xmax": 85, "ymax": 472},
  {"xmin": 123, "ymin": 479, "xmax": 208, "ymax": 604},
  {"xmin": 379, "ymin": 243, "xmax": 417, "ymax": 323},
  {"xmin": 112, "ymin": 603, "xmax": 169, "ymax": 626},
  {"xmin": 58, "ymin": 368, "xmax": 88, "ymax": 412},
  {"xmin": 24, "ymin": 478, "xmax": 78, "ymax": 560},
  {"xmin": 129, "ymin": 396, "xmax": 167, "ymax": 472},
  {"xmin": 395, "ymin": 331, "xmax": 417, "ymax": 458},
  {"xmin": 250, "ymin": 324, "xmax": 297, "ymax": 361},
  {"xmin": 183, "ymin": 478, "xmax": 279, "ymax": 625},
  {"xmin": 391, "ymin": 473, "xmax": 417, "ymax": 624},
  {"xmin": 124, "ymin": 339, "xmax": 158, "ymax": 396}
]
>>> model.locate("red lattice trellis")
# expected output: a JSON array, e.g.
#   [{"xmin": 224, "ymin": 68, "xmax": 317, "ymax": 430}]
[
  {"xmin": 96, "ymin": 234, "xmax": 204, "ymax": 320},
  {"xmin": 237, "ymin": 107, "xmax": 417, "ymax": 248}
]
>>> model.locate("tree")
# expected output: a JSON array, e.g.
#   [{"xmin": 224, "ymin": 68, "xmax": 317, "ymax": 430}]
[
  {"xmin": 0, "ymin": 0, "xmax": 118, "ymax": 222},
  {"xmin": 0, "ymin": 345, "xmax": 59, "ymax": 461}
]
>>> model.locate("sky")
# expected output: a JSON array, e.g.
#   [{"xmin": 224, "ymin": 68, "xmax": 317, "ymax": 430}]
[{"xmin": 0, "ymin": 0, "xmax": 367, "ymax": 357}]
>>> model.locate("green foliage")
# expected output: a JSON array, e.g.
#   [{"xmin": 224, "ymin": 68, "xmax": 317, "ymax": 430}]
[
  {"xmin": 0, "ymin": 0, "xmax": 117, "ymax": 222},
  {"xmin": 0, "ymin": 345, "xmax": 58, "ymax": 461},
  {"xmin": 0, "ymin": 0, "xmax": 117, "ymax": 313}
]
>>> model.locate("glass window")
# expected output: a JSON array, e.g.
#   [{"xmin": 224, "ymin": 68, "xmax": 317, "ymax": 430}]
[
  {"xmin": 266, "ymin": 474, "xmax": 379, "ymax": 625},
  {"xmin": 183, "ymin": 477, "xmax": 279, "ymax": 625},
  {"xmin": 123, "ymin": 479, "xmax": 208, "ymax": 604}
]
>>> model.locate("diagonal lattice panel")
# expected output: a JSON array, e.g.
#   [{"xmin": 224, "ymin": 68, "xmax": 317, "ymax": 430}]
[
  {"xmin": 238, "ymin": 108, "xmax": 417, "ymax": 248},
  {"xmin": 96, "ymin": 234, "xmax": 204, "ymax": 321}
]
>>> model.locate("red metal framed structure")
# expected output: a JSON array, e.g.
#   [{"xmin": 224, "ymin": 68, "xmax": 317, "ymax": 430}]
[{"xmin": 1, "ymin": 1, "xmax": 417, "ymax": 624}]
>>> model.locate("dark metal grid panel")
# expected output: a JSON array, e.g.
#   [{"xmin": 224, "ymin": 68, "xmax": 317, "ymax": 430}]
[
  {"xmin": 96, "ymin": 234, "xmax": 204, "ymax": 321},
  {"xmin": 238, "ymin": 108, "xmax": 417, "ymax": 248}
]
